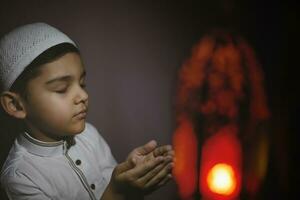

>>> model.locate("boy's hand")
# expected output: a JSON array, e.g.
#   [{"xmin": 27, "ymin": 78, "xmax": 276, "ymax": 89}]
[
  {"xmin": 127, "ymin": 140, "xmax": 174, "ymax": 166},
  {"xmin": 126, "ymin": 140, "xmax": 174, "ymax": 194},
  {"xmin": 110, "ymin": 141, "xmax": 174, "ymax": 196}
]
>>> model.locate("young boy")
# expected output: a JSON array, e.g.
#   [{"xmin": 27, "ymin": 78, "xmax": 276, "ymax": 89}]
[{"xmin": 0, "ymin": 23, "xmax": 174, "ymax": 200}]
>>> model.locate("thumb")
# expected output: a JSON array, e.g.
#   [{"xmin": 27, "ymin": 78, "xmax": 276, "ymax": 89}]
[
  {"xmin": 115, "ymin": 158, "xmax": 136, "ymax": 174},
  {"xmin": 134, "ymin": 140, "xmax": 157, "ymax": 156}
]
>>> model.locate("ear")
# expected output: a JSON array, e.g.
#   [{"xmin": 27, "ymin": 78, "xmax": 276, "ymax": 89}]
[{"xmin": 0, "ymin": 91, "xmax": 27, "ymax": 119}]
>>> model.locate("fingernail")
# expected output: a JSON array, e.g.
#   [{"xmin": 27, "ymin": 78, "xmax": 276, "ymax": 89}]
[
  {"xmin": 131, "ymin": 158, "xmax": 137, "ymax": 166},
  {"xmin": 156, "ymin": 156, "xmax": 163, "ymax": 161},
  {"xmin": 166, "ymin": 145, "xmax": 172, "ymax": 150},
  {"xmin": 151, "ymin": 140, "xmax": 157, "ymax": 144},
  {"xmin": 164, "ymin": 156, "xmax": 173, "ymax": 162},
  {"xmin": 167, "ymin": 163, "xmax": 174, "ymax": 169}
]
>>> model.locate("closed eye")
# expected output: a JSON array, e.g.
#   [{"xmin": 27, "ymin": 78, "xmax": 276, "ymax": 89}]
[
  {"xmin": 55, "ymin": 88, "xmax": 68, "ymax": 93},
  {"xmin": 54, "ymin": 86, "xmax": 69, "ymax": 93}
]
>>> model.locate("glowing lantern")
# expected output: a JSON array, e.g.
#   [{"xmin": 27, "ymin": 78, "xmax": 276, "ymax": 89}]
[{"xmin": 173, "ymin": 30, "xmax": 270, "ymax": 200}]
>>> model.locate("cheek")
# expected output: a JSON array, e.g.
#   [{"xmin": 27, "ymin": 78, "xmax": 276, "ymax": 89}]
[{"xmin": 29, "ymin": 95, "xmax": 72, "ymax": 121}]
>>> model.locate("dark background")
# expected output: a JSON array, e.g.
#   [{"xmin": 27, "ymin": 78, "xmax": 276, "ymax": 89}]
[{"xmin": 0, "ymin": 0, "xmax": 296, "ymax": 199}]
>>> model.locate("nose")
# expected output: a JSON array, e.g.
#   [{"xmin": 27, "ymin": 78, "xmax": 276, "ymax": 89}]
[{"xmin": 74, "ymin": 86, "xmax": 88, "ymax": 105}]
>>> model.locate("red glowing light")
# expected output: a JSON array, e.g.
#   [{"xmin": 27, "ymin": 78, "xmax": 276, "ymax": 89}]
[
  {"xmin": 173, "ymin": 118, "xmax": 198, "ymax": 199},
  {"xmin": 207, "ymin": 163, "xmax": 237, "ymax": 196},
  {"xmin": 200, "ymin": 126, "xmax": 242, "ymax": 200}
]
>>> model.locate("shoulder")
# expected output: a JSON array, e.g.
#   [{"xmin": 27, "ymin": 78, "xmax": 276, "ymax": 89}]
[
  {"xmin": 1, "ymin": 146, "xmax": 35, "ymax": 191},
  {"xmin": 1, "ymin": 163, "xmax": 49, "ymax": 199},
  {"xmin": 1, "ymin": 141, "xmax": 25, "ymax": 179}
]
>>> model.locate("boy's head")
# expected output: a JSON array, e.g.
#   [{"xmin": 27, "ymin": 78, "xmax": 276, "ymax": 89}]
[{"xmin": 0, "ymin": 23, "xmax": 88, "ymax": 142}]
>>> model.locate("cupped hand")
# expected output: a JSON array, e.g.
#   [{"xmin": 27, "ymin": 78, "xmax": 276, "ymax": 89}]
[
  {"xmin": 127, "ymin": 140, "xmax": 174, "ymax": 166},
  {"xmin": 111, "ymin": 140, "xmax": 174, "ymax": 195}
]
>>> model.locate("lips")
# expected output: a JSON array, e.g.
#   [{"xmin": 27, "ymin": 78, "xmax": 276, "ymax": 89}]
[{"xmin": 74, "ymin": 109, "xmax": 87, "ymax": 119}]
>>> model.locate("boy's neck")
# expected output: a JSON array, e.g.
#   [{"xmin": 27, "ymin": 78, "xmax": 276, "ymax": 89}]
[{"xmin": 25, "ymin": 123, "xmax": 64, "ymax": 143}]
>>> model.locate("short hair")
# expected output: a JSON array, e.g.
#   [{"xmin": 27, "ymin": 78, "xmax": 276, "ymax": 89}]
[{"xmin": 10, "ymin": 43, "xmax": 79, "ymax": 99}]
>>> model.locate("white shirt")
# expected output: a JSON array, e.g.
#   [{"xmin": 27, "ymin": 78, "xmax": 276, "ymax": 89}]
[{"xmin": 0, "ymin": 122, "xmax": 117, "ymax": 200}]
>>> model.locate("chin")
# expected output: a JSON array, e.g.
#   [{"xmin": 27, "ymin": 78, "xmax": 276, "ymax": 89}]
[{"xmin": 69, "ymin": 121, "xmax": 86, "ymax": 135}]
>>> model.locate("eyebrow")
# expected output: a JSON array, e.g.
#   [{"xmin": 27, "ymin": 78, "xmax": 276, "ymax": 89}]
[{"xmin": 46, "ymin": 70, "xmax": 86, "ymax": 85}]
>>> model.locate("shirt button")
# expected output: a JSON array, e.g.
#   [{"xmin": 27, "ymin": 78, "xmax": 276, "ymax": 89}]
[
  {"xmin": 91, "ymin": 184, "xmax": 95, "ymax": 190},
  {"xmin": 75, "ymin": 159, "xmax": 81, "ymax": 165}
]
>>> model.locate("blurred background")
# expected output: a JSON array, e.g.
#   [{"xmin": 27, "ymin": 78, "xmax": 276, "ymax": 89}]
[{"xmin": 0, "ymin": 0, "xmax": 296, "ymax": 199}]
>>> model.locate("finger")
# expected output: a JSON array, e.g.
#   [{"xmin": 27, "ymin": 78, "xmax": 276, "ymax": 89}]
[
  {"xmin": 115, "ymin": 158, "xmax": 135, "ymax": 174},
  {"xmin": 136, "ymin": 156, "xmax": 173, "ymax": 185},
  {"xmin": 133, "ymin": 140, "xmax": 158, "ymax": 156},
  {"xmin": 136, "ymin": 162, "xmax": 165, "ymax": 185},
  {"xmin": 163, "ymin": 150, "xmax": 175, "ymax": 157},
  {"xmin": 157, "ymin": 173, "xmax": 172, "ymax": 187},
  {"xmin": 144, "ymin": 173, "xmax": 172, "ymax": 195},
  {"xmin": 144, "ymin": 162, "xmax": 174, "ymax": 188},
  {"xmin": 120, "ymin": 156, "xmax": 164, "ymax": 180},
  {"xmin": 153, "ymin": 145, "xmax": 172, "ymax": 157}
]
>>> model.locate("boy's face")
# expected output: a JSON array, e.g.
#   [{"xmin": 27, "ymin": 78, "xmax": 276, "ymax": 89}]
[{"xmin": 23, "ymin": 52, "xmax": 88, "ymax": 142}]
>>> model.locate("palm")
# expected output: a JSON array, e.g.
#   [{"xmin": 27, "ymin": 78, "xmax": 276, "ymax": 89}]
[
  {"xmin": 128, "ymin": 149, "xmax": 155, "ymax": 165},
  {"xmin": 127, "ymin": 140, "xmax": 172, "ymax": 166}
]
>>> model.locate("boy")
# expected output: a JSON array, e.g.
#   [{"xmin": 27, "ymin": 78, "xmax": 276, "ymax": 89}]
[{"xmin": 0, "ymin": 23, "xmax": 174, "ymax": 200}]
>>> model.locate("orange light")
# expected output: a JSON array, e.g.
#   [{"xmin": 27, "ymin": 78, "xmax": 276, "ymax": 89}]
[{"xmin": 207, "ymin": 163, "xmax": 236, "ymax": 196}]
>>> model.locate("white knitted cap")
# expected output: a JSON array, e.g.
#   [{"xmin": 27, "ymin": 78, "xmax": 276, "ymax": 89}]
[{"xmin": 0, "ymin": 22, "xmax": 77, "ymax": 91}]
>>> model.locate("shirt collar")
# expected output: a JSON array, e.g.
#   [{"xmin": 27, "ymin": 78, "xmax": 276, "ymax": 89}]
[{"xmin": 17, "ymin": 132, "xmax": 66, "ymax": 157}]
